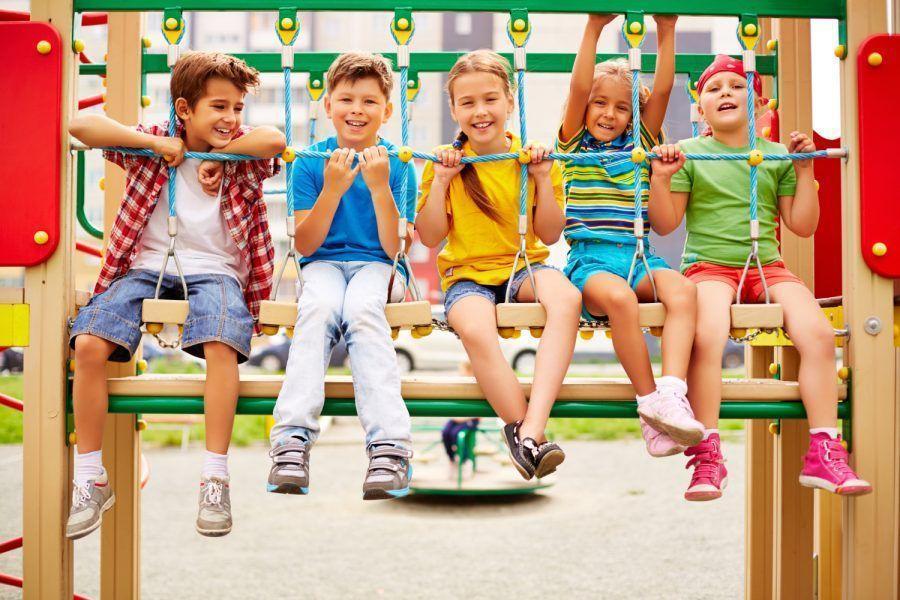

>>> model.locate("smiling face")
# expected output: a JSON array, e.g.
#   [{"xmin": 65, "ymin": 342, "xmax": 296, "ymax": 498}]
[
  {"xmin": 698, "ymin": 71, "xmax": 765, "ymax": 135},
  {"xmin": 449, "ymin": 71, "xmax": 513, "ymax": 151},
  {"xmin": 176, "ymin": 77, "xmax": 245, "ymax": 151},
  {"xmin": 584, "ymin": 76, "xmax": 634, "ymax": 142},
  {"xmin": 324, "ymin": 77, "xmax": 392, "ymax": 149}
]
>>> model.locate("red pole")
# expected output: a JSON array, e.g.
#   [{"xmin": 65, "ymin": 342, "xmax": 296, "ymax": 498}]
[
  {"xmin": 0, "ymin": 393, "xmax": 23, "ymax": 412},
  {"xmin": 0, "ymin": 10, "xmax": 29, "ymax": 21},
  {"xmin": 78, "ymin": 94, "xmax": 104, "ymax": 110},
  {"xmin": 0, "ymin": 538, "xmax": 22, "ymax": 554},
  {"xmin": 76, "ymin": 241, "xmax": 103, "ymax": 258},
  {"xmin": 80, "ymin": 12, "xmax": 108, "ymax": 26}
]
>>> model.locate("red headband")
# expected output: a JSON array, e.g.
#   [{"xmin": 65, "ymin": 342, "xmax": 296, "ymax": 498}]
[{"xmin": 696, "ymin": 54, "xmax": 764, "ymax": 98}]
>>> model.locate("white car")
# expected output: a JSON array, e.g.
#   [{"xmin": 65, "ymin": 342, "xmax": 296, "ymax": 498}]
[{"xmin": 392, "ymin": 307, "xmax": 618, "ymax": 374}]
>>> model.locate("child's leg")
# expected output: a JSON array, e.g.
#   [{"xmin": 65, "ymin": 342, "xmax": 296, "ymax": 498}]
[
  {"xmin": 514, "ymin": 268, "xmax": 581, "ymax": 441},
  {"xmin": 72, "ymin": 335, "xmax": 118, "ymax": 453},
  {"xmin": 583, "ymin": 273, "xmax": 655, "ymax": 395},
  {"xmin": 342, "ymin": 262, "xmax": 411, "ymax": 448},
  {"xmin": 270, "ymin": 262, "xmax": 345, "ymax": 446},
  {"xmin": 635, "ymin": 270, "xmax": 696, "ymax": 380},
  {"xmin": 766, "ymin": 282, "xmax": 838, "ymax": 428},
  {"xmin": 448, "ymin": 296, "xmax": 528, "ymax": 424},
  {"xmin": 202, "ymin": 342, "xmax": 239, "ymax": 455},
  {"xmin": 687, "ymin": 281, "xmax": 735, "ymax": 429}
]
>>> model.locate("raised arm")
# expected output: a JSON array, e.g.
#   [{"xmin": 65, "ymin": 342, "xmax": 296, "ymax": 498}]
[
  {"xmin": 648, "ymin": 144, "xmax": 689, "ymax": 235},
  {"xmin": 641, "ymin": 15, "xmax": 678, "ymax": 139},
  {"xmin": 777, "ymin": 132, "xmax": 819, "ymax": 238},
  {"xmin": 69, "ymin": 113, "xmax": 185, "ymax": 165},
  {"xmin": 560, "ymin": 14, "xmax": 617, "ymax": 142},
  {"xmin": 415, "ymin": 149, "xmax": 461, "ymax": 248},
  {"xmin": 217, "ymin": 126, "xmax": 286, "ymax": 159}
]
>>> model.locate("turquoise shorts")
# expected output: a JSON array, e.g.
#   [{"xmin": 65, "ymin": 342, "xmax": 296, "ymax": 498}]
[{"xmin": 564, "ymin": 240, "xmax": 671, "ymax": 318}]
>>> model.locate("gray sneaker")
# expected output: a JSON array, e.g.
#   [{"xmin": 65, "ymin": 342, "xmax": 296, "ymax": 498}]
[
  {"xmin": 196, "ymin": 476, "xmax": 232, "ymax": 537},
  {"xmin": 65, "ymin": 473, "xmax": 115, "ymax": 540},
  {"xmin": 267, "ymin": 437, "xmax": 310, "ymax": 495},
  {"xmin": 363, "ymin": 445, "xmax": 413, "ymax": 500}
]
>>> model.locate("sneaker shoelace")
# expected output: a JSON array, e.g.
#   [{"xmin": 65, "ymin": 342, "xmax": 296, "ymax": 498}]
[
  {"xmin": 657, "ymin": 391, "xmax": 693, "ymax": 419},
  {"xmin": 203, "ymin": 480, "xmax": 224, "ymax": 507},
  {"xmin": 72, "ymin": 482, "xmax": 92, "ymax": 509},
  {"xmin": 685, "ymin": 442, "xmax": 722, "ymax": 483},
  {"xmin": 822, "ymin": 439, "xmax": 855, "ymax": 479}
]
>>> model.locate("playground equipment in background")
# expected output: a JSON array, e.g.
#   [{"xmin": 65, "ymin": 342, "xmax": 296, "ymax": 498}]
[{"xmin": 1, "ymin": 1, "xmax": 898, "ymax": 598}]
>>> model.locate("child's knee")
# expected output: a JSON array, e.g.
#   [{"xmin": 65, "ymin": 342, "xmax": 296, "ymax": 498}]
[
  {"xmin": 694, "ymin": 322, "xmax": 729, "ymax": 353},
  {"xmin": 600, "ymin": 287, "xmax": 638, "ymax": 317},
  {"xmin": 664, "ymin": 278, "xmax": 697, "ymax": 312},
  {"xmin": 203, "ymin": 341, "xmax": 237, "ymax": 362},
  {"xmin": 74, "ymin": 335, "xmax": 112, "ymax": 365},
  {"xmin": 793, "ymin": 317, "xmax": 835, "ymax": 354},
  {"xmin": 546, "ymin": 286, "xmax": 582, "ymax": 320}
]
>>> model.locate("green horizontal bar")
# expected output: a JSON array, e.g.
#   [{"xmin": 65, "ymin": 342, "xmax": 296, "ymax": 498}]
[
  {"xmin": 82, "ymin": 52, "xmax": 776, "ymax": 77},
  {"xmin": 101, "ymin": 396, "xmax": 848, "ymax": 420},
  {"xmin": 74, "ymin": 0, "xmax": 844, "ymax": 19}
]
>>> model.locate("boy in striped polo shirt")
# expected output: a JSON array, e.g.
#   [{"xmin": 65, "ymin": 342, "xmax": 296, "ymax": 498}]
[{"xmin": 558, "ymin": 14, "xmax": 703, "ymax": 457}]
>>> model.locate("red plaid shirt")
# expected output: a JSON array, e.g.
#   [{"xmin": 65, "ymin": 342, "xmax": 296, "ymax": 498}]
[{"xmin": 97, "ymin": 121, "xmax": 279, "ymax": 322}]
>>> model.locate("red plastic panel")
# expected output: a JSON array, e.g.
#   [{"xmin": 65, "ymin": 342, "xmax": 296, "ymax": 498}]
[
  {"xmin": 813, "ymin": 132, "xmax": 842, "ymax": 298},
  {"xmin": 858, "ymin": 34, "xmax": 900, "ymax": 279},
  {"xmin": 0, "ymin": 21, "xmax": 62, "ymax": 267}
]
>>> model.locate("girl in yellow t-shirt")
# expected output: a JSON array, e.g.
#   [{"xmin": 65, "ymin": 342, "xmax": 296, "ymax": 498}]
[{"xmin": 416, "ymin": 50, "xmax": 582, "ymax": 481}]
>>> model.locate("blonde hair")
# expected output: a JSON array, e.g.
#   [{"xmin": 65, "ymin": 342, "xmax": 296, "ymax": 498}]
[
  {"xmin": 326, "ymin": 52, "xmax": 394, "ymax": 100},
  {"xmin": 445, "ymin": 50, "xmax": 514, "ymax": 224},
  {"xmin": 593, "ymin": 58, "xmax": 650, "ymax": 111}
]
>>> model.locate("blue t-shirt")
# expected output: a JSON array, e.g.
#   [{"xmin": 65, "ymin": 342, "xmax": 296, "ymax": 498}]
[{"xmin": 293, "ymin": 136, "xmax": 418, "ymax": 267}]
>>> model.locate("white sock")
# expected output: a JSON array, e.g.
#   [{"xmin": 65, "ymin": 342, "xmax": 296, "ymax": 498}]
[
  {"xmin": 703, "ymin": 429, "xmax": 719, "ymax": 440},
  {"xmin": 635, "ymin": 390, "xmax": 658, "ymax": 406},
  {"xmin": 202, "ymin": 451, "xmax": 229, "ymax": 480},
  {"xmin": 656, "ymin": 375, "xmax": 688, "ymax": 396},
  {"xmin": 74, "ymin": 449, "xmax": 104, "ymax": 486},
  {"xmin": 810, "ymin": 427, "xmax": 840, "ymax": 439}
]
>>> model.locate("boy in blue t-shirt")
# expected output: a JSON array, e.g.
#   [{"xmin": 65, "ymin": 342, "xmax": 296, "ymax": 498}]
[{"xmin": 268, "ymin": 53, "xmax": 417, "ymax": 500}]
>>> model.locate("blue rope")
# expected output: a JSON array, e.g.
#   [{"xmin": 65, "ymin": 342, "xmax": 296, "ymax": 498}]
[
  {"xmin": 106, "ymin": 146, "xmax": 836, "ymax": 164},
  {"xmin": 517, "ymin": 67, "xmax": 528, "ymax": 218},
  {"xmin": 631, "ymin": 67, "xmax": 644, "ymax": 229},
  {"xmin": 284, "ymin": 67, "xmax": 294, "ymax": 217},
  {"xmin": 747, "ymin": 70, "xmax": 758, "ymax": 222},
  {"xmin": 399, "ymin": 60, "xmax": 409, "ymax": 224},
  {"xmin": 167, "ymin": 96, "xmax": 176, "ymax": 218}
]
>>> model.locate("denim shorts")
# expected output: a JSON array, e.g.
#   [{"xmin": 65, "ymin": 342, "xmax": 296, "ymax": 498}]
[
  {"xmin": 565, "ymin": 240, "xmax": 670, "ymax": 319},
  {"xmin": 444, "ymin": 264, "xmax": 556, "ymax": 316},
  {"xmin": 69, "ymin": 269, "xmax": 253, "ymax": 363}
]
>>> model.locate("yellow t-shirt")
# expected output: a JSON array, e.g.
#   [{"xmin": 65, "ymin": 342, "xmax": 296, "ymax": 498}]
[{"xmin": 417, "ymin": 133, "xmax": 565, "ymax": 291}]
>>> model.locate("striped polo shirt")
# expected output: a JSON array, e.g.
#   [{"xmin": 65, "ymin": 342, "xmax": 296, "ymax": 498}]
[{"xmin": 556, "ymin": 123, "xmax": 661, "ymax": 244}]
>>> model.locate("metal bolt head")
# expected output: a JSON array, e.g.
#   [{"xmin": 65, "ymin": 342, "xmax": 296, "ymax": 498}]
[{"xmin": 864, "ymin": 316, "xmax": 882, "ymax": 335}]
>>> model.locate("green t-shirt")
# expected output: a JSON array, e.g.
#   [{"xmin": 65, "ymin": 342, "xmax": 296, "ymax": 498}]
[{"xmin": 670, "ymin": 136, "xmax": 797, "ymax": 270}]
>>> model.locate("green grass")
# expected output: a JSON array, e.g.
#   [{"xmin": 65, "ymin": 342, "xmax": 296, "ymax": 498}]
[{"xmin": 0, "ymin": 375, "xmax": 24, "ymax": 444}]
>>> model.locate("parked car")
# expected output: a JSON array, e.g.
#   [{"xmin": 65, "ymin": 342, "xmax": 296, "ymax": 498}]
[
  {"xmin": 722, "ymin": 339, "xmax": 745, "ymax": 369},
  {"xmin": 247, "ymin": 334, "xmax": 349, "ymax": 372},
  {"xmin": 0, "ymin": 348, "xmax": 24, "ymax": 374}
]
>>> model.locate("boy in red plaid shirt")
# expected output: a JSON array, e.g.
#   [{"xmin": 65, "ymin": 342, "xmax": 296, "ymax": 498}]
[{"xmin": 66, "ymin": 52, "xmax": 284, "ymax": 539}]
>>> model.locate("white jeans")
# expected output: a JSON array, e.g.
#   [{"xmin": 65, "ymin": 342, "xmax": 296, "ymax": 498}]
[{"xmin": 270, "ymin": 260, "xmax": 410, "ymax": 448}]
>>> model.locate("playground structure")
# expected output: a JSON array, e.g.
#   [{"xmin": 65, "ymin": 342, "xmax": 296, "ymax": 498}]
[{"xmin": 0, "ymin": 0, "xmax": 897, "ymax": 598}]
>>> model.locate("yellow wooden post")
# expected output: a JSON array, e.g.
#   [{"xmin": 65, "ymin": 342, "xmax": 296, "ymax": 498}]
[
  {"xmin": 22, "ymin": 0, "xmax": 77, "ymax": 597},
  {"xmin": 745, "ymin": 347, "xmax": 775, "ymax": 600},
  {"xmin": 840, "ymin": 1, "xmax": 898, "ymax": 597},
  {"xmin": 99, "ymin": 12, "xmax": 143, "ymax": 600}
]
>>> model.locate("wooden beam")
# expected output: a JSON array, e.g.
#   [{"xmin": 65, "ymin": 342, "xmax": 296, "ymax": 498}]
[
  {"xmin": 99, "ymin": 11, "xmax": 143, "ymax": 600},
  {"xmin": 840, "ymin": 0, "xmax": 898, "ymax": 597},
  {"xmin": 745, "ymin": 345, "xmax": 776, "ymax": 600},
  {"xmin": 105, "ymin": 374, "xmax": 847, "ymax": 402},
  {"xmin": 22, "ymin": 0, "xmax": 77, "ymax": 597}
]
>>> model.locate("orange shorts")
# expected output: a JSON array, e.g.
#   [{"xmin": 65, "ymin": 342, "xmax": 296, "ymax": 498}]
[{"xmin": 683, "ymin": 261, "xmax": 803, "ymax": 303}]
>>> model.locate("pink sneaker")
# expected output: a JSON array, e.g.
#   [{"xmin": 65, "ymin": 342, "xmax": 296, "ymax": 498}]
[
  {"xmin": 684, "ymin": 433, "xmax": 727, "ymax": 501},
  {"xmin": 640, "ymin": 417, "xmax": 685, "ymax": 457},
  {"xmin": 799, "ymin": 433, "xmax": 872, "ymax": 496},
  {"xmin": 637, "ymin": 390, "xmax": 705, "ymax": 447}
]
